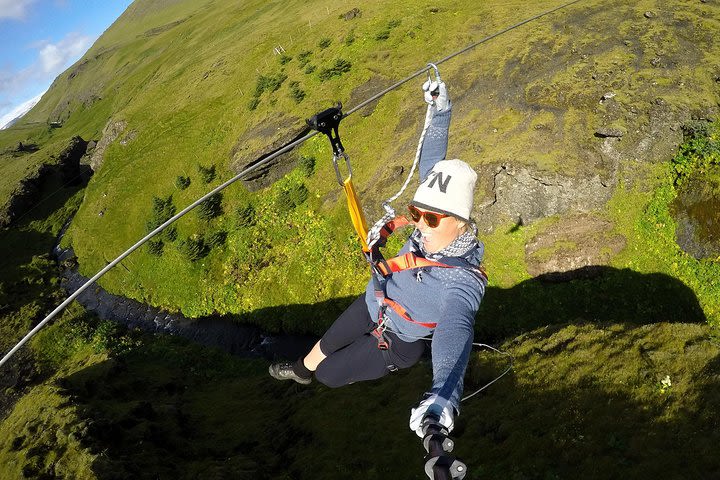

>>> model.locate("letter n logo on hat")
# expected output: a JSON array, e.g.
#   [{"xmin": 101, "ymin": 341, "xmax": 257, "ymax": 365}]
[{"xmin": 427, "ymin": 172, "xmax": 452, "ymax": 193}]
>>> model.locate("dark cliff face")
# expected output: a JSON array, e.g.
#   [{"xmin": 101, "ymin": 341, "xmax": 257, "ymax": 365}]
[{"xmin": 0, "ymin": 137, "xmax": 91, "ymax": 228}]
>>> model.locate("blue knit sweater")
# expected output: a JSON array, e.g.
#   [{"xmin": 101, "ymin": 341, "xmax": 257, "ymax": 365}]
[{"xmin": 363, "ymin": 104, "xmax": 487, "ymax": 412}]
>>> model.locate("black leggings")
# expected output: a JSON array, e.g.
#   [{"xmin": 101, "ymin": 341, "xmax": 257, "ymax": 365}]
[{"xmin": 315, "ymin": 295, "xmax": 426, "ymax": 388}]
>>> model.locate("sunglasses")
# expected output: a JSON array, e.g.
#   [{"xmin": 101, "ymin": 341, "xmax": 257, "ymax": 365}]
[{"xmin": 407, "ymin": 205, "xmax": 450, "ymax": 228}]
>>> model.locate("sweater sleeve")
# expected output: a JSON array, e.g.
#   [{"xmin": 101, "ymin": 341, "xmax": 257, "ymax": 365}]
[
  {"xmin": 419, "ymin": 104, "xmax": 452, "ymax": 182},
  {"xmin": 429, "ymin": 271, "xmax": 484, "ymax": 412}
]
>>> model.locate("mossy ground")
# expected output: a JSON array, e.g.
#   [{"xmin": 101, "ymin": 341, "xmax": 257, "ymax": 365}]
[
  {"xmin": 0, "ymin": 126, "xmax": 718, "ymax": 478},
  {"xmin": 1, "ymin": 0, "xmax": 720, "ymax": 478}
]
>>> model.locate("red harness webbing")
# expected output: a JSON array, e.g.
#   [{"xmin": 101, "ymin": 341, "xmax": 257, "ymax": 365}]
[{"xmin": 368, "ymin": 216, "xmax": 489, "ymax": 353}]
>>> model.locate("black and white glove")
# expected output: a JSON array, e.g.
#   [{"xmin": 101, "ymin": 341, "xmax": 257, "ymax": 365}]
[
  {"xmin": 422, "ymin": 78, "xmax": 450, "ymax": 112},
  {"xmin": 409, "ymin": 394, "xmax": 455, "ymax": 437}
]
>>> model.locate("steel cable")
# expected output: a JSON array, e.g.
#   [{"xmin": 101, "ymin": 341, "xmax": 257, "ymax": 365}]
[{"xmin": 1, "ymin": 0, "xmax": 585, "ymax": 368}]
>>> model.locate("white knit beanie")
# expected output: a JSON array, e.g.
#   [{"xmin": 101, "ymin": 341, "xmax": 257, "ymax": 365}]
[{"xmin": 411, "ymin": 159, "xmax": 477, "ymax": 221}]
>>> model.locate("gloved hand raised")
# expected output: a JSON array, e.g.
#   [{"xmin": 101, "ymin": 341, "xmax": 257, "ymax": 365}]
[
  {"xmin": 409, "ymin": 394, "xmax": 455, "ymax": 438},
  {"xmin": 422, "ymin": 78, "xmax": 451, "ymax": 112}
]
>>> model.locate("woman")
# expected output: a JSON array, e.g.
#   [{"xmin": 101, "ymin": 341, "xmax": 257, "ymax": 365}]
[{"xmin": 269, "ymin": 79, "xmax": 486, "ymax": 437}]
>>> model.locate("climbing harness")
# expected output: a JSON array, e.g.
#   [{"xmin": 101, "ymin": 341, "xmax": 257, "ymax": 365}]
[{"xmin": 364, "ymin": 214, "xmax": 490, "ymax": 375}]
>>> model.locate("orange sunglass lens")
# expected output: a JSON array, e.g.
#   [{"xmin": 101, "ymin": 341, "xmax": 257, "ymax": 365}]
[{"xmin": 407, "ymin": 205, "xmax": 441, "ymax": 228}]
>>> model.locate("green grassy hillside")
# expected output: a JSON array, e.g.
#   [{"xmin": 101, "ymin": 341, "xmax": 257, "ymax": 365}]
[
  {"xmin": 1, "ymin": 0, "xmax": 719, "ymax": 478},
  {"xmin": 4, "ymin": 0, "xmax": 718, "ymax": 324}
]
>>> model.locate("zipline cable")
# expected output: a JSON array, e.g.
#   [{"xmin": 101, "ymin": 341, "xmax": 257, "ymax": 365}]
[
  {"xmin": 0, "ymin": 0, "xmax": 585, "ymax": 369},
  {"xmin": 0, "ymin": 131, "xmax": 317, "ymax": 368},
  {"xmin": 345, "ymin": 0, "xmax": 586, "ymax": 117}
]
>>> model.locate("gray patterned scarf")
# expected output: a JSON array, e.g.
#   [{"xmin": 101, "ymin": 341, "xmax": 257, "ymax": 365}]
[{"xmin": 412, "ymin": 222, "xmax": 479, "ymax": 260}]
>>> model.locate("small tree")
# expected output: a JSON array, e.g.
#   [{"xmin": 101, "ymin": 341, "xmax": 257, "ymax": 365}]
[
  {"xmin": 175, "ymin": 175, "xmax": 191, "ymax": 190},
  {"xmin": 289, "ymin": 81, "xmax": 306, "ymax": 103},
  {"xmin": 198, "ymin": 192, "xmax": 223, "ymax": 220},
  {"xmin": 276, "ymin": 182, "xmax": 309, "ymax": 213},
  {"xmin": 179, "ymin": 235, "xmax": 209, "ymax": 262},
  {"xmin": 318, "ymin": 59, "xmax": 352, "ymax": 82},
  {"xmin": 299, "ymin": 155, "xmax": 316, "ymax": 177},
  {"xmin": 197, "ymin": 164, "xmax": 216, "ymax": 183},
  {"xmin": 207, "ymin": 231, "xmax": 227, "ymax": 248},
  {"xmin": 147, "ymin": 239, "xmax": 164, "ymax": 256},
  {"xmin": 146, "ymin": 195, "xmax": 177, "ymax": 246},
  {"xmin": 297, "ymin": 50, "xmax": 312, "ymax": 67},
  {"xmin": 236, "ymin": 203, "xmax": 257, "ymax": 227}
]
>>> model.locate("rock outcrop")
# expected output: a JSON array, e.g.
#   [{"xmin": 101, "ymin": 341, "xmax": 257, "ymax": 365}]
[
  {"xmin": 0, "ymin": 136, "xmax": 89, "ymax": 227},
  {"xmin": 89, "ymin": 120, "xmax": 128, "ymax": 171}
]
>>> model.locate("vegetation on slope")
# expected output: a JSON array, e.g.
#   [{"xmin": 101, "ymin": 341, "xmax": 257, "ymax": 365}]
[{"xmin": 0, "ymin": 0, "xmax": 719, "ymax": 478}]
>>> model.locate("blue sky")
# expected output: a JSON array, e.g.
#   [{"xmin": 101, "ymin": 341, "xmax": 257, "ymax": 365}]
[{"xmin": 0, "ymin": 0, "xmax": 134, "ymax": 127}]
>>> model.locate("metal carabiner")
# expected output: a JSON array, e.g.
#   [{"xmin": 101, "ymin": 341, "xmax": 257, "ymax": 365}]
[
  {"xmin": 332, "ymin": 152, "xmax": 353, "ymax": 185},
  {"xmin": 427, "ymin": 62, "xmax": 442, "ymax": 83}
]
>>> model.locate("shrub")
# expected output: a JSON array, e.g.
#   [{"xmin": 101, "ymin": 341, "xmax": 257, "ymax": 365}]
[
  {"xmin": 164, "ymin": 225, "xmax": 177, "ymax": 242},
  {"xmin": 208, "ymin": 231, "xmax": 227, "ymax": 248},
  {"xmin": 375, "ymin": 30, "xmax": 390, "ymax": 41},
  {"xmin": 146, "ymin": 195, "xmax": 177, "ymax": 244},
  {"xmin": 376, "ymin": 19, "xmax": 401, "ymax": 41},
  {"xmin": 344, "ymin": 31, "xmax": 355, "ymax": 46},
  {"xmin": 276, "ymin": 182, "xmax": 309, "ymax": 213},
  {"xmin": 179, "ymin": 235, "xmax": 209, "ymax": 262},
  {"xmin": 197, "ymin": 192, "xmax": 223, "ymax": 220},
  {"xmin": 248, "ymin": 96, "xmax": 260, "ymax": 111},
  {"xmin": 300, "ymin": 154, "xmax": 316, "ymax": 177},
  {"xmin": 289, "ymin": 81, "xmax": 306, "ymax": 103},
  {"xmin": 682, "ymin": 120, "xmax": 712, "ymax": 141},
  {"xmin": 147, "ymin": 239, "xmax": 164, "ymax": 256},
  {"xmin": 318, "ymin": 59, "xmax": 352, "ymax": 82},
  {"xmin": 175, "ymin": 175, "xmax": 191, "ymax": 190},
  {"xmin": 304, "ymin": 64, "xmax": 316, "ymax": 75},
  {"xmin": 198, "ymin": 164, "xmax": 216, "ymax": 183},
  {"xmin": 254, "ymin": 73, "xmax": 288, "ymax": 96},
  {"xmin": 236, "ymin": 203, "xmax": 257, "ymax": 227},
  {"xmin": 297, "ymin": 50, "xmax": 312, "ymax": 67},
  {"xmin": 318, "ymin": 37, "xmax": 332, "ymax": 49},
  {"xmin": 278, "ymin": 54, "xmax": 292, "ymax": 65}
]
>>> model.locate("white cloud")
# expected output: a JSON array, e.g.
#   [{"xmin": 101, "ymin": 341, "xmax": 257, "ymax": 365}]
[
  {"xmin": 0, "ymin": 0, "xmax": 36, "ymax": 20},
  {"xmin": 38, "ymin": 32, "xmax": 93, "ymax": 74},
  {"xmin": 0, "ymin": 31, "xmax": 94, "ymax": 97},
  {"xmin": 0, "ymin": 31, "xmax": 94, "ymax": 123}
]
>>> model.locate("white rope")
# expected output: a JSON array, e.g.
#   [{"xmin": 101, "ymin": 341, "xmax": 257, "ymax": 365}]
[
  {"xmin": 366, "ymin": 102, "xmax": 434, "ymax": 250},
  {"xmin": 461, "ymin": 343, "xmax": 514, "ymax": 402}
]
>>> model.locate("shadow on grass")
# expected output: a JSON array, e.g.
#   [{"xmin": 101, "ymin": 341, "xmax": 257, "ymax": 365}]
[
  {"xmin": 0, "ymin": 166, "xmax": 90, "ymax": 290},
  {"xmin": 478, "ymin": 266, "xmax": 707, "ymax": 343},
  {"xmin": 222, "ymin": 265, "xmax": 707, "ymax": 355},
  {"xmin": 50, "ymin": 318, "xmax": 719, "ymax": 480},
  {"xmin": 25, "ymin": 265, "xmax": 713, "ymax": 479},
  {"xmin": 455, "ymin": 321, "xmax": 720, "ymax": 480}
]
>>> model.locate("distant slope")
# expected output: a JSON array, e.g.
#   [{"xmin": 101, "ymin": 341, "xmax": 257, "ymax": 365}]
[{"xmin": 0, "ymin": 94, "xmax": 42, "ymax": 130}]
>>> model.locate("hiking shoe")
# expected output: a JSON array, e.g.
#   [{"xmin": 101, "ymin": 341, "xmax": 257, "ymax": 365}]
[{"xmin": 269, "ymin": 362, "xmax": 312, "ymax": 385}]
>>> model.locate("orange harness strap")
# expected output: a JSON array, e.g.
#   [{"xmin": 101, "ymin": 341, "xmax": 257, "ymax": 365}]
[{"xmin": 377, "ymin": 252, "xmax": 452, "ymax": 276}]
